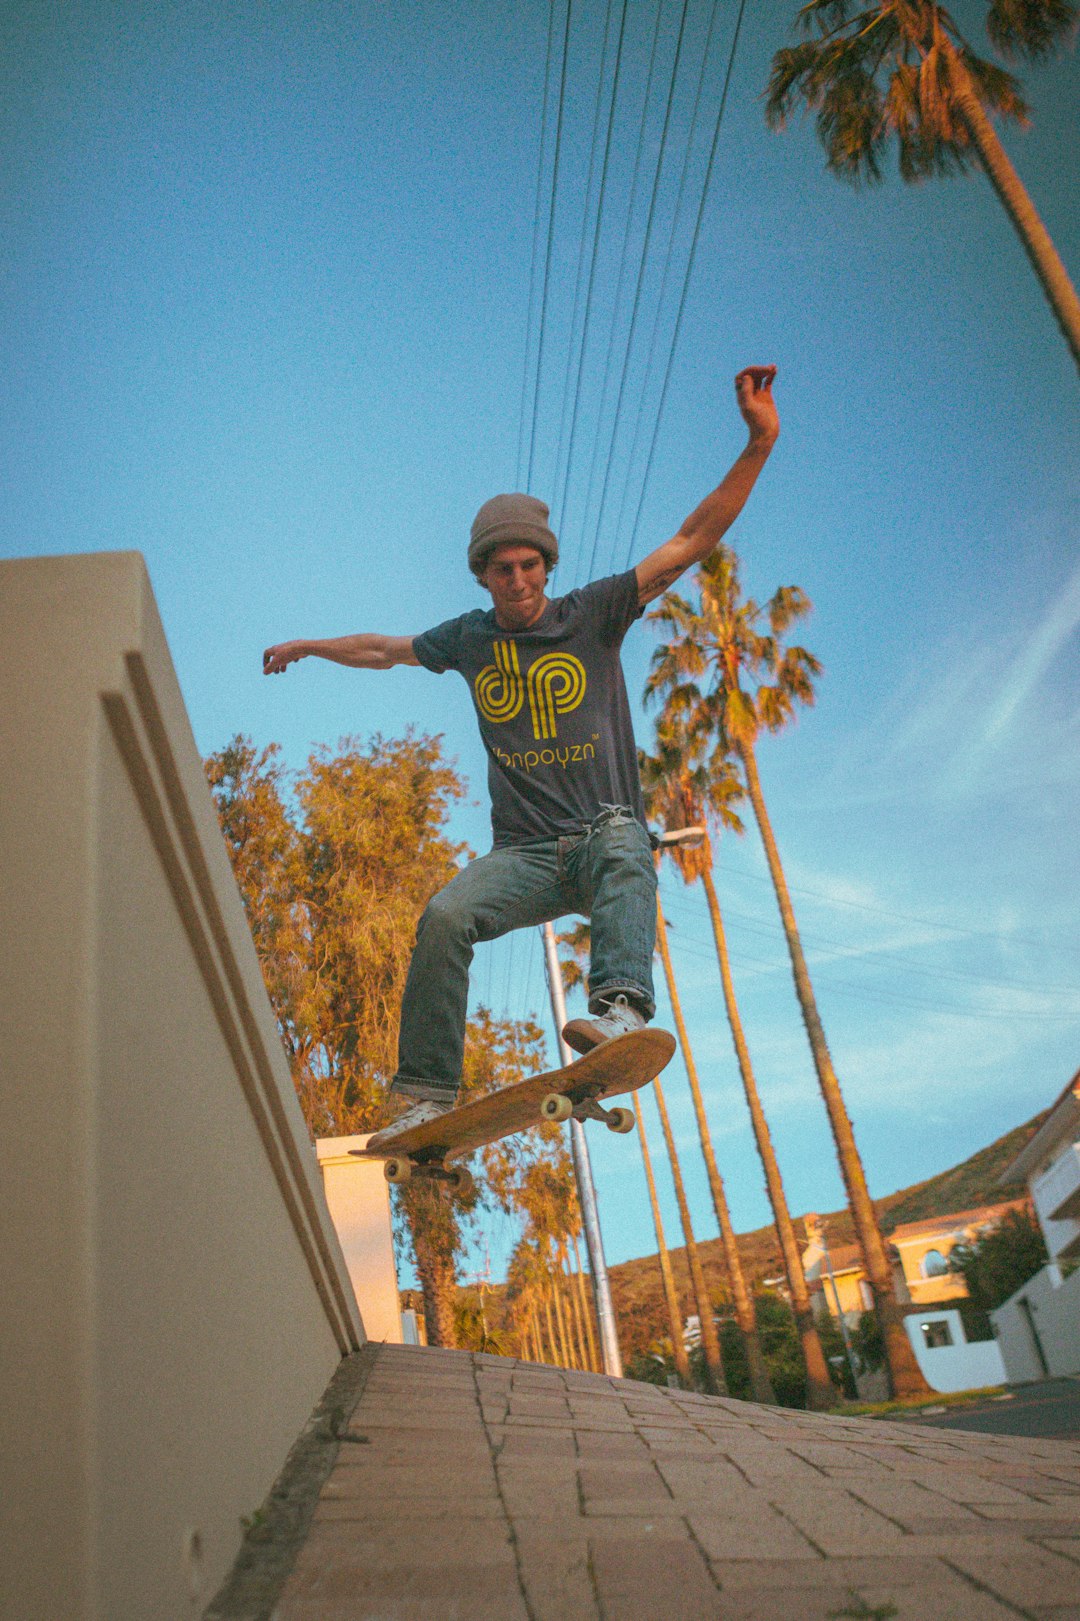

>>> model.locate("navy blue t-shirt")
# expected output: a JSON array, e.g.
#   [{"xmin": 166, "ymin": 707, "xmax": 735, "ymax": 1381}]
[{"xmin": 414, "ymin": 570, "xmax": 647, "ymax": 847}]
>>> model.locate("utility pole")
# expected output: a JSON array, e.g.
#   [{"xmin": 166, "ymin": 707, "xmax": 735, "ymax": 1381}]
[
  {"xmin": 820, "ymin": 1227, "xmax": 859, "ymax": 1390},
  {"xmin": 541, "ymin": 920, "xmax": 623, "ymax": 1377}
]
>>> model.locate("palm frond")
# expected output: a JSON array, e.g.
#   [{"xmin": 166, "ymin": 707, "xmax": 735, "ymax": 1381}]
[
  {"xmin": 986, "ymin": 0, "xmax": 1078, "ymax": 61},
  {"xmin": 958, "ymin": 48, "xmax": 1031, "ymax": 125}
]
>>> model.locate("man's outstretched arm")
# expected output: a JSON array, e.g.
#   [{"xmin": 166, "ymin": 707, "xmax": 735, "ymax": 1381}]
[
  {"xmin": 262, "ymin": 633, "xmax": 421, "ymax": 674},
  {"xmin": 635, "ymin": 366, "xmax": 779, "ymax": 607}
]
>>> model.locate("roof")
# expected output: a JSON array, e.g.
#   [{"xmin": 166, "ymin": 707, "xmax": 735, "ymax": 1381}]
[
  {"xmin": 809, "ymin": 1243, "xmax": 863, "ymax": 1274},
  {"xmin": 999, "ymin": 1069, "xmax": 1080, "ymax": 1185},
  {"xmin": 889, "ymin": 1199, "xmax": 1030, "ymax": 1244}
]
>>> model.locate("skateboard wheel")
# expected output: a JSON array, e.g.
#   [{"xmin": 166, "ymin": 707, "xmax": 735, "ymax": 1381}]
[
  {"xmin": 541, "ymin": 1092, "xmax": 574, "ymax": 1123},
  {"xmin": 605, "ymin": 1107, "xmax": 635, "ymax": 1135},
  {"xmin": 384, "ymin": 1157, "xmax": 413, "ymax": 1185},
  {"xmin": 446, "ymin": 1165, "xmax": 475, "ymax": 1197}
]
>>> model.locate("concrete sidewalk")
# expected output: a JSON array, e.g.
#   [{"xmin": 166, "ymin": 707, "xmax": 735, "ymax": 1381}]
[{"xmin": 214, "ymin": 1343, "xmax": 1080, "ymax": 1620}]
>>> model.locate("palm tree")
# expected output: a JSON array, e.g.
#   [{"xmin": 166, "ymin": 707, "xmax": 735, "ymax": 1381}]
[
  {"xmin": 649, "ymin": 860, "xmax": 777, "ymax": 1404},
  {"xmin": 641, "ymin": 726, "xmax": 836, "ymax": 1410},
  {"xmin": 558, "ymin": 921, "xmax": 725, "ymax": 1391},
  {"xmin": 570, "ymin": 1233, "xmax": 601, "ymax": 1372},
  {"xmin": 647, "ymin": 545, "xmax": 930, "ymax": 1398},
  {"xmin": 646, "ymin": 1065, "xmax": 729, "ymax": 1394},
  {"xmin": 765, "ymin": 0, "xmax": 1080, "ymax": 370},
  {"xmin": 633, "ymin": 1091, "xmax": 695, "ymax": 1388}
]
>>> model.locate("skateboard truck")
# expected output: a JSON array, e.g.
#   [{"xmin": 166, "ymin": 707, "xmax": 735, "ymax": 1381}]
[
  {"xmin": 383, "ymin": 1156, "xmax": 475, "ymax": 1196},
  {"xmin": 540, "ymin": 1087, "xmax": 635, "ymax": 1134}
]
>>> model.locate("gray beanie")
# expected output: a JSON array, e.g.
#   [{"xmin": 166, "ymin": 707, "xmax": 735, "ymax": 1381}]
[{"xmin": 468, "ymin": 493, "xmax": 559, "ymax": 578}]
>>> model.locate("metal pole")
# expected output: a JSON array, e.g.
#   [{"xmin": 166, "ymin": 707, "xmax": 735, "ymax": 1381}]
[
  {"xmin": 540, "ymin": 921, "xmax": 623, "ymax": 1377},
  {"xmin": 821, "ymin": 1231, "xmax": 859, "ymax": 1385}
]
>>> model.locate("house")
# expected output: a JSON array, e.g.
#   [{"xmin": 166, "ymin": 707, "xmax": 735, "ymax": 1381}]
[
  {"xmin": 801, "ymin": 1218, "xmax": 873, "ymax": 1323},
  {"xmin": 801, "ymin": 1202, "xmax": 1029, "ymax": 1325},
  {"xmin": 888, "ymin": 1201, "xmax": 1031, "ymax": 1306},
  {"xmin": 991, "ymin": 1068, "xmax": 1080, "ymax": 1382}
]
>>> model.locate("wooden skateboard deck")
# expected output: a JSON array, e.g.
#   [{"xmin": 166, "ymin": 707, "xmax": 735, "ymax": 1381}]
[{"xmin": 351, "ymin": 1026, "xmax": 676, "ymax": 1192}]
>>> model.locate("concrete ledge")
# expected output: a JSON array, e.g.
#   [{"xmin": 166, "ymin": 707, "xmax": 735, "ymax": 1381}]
[{"xmin": 0, "ymin": 552, "xmax": 364, "ymax": 1620}]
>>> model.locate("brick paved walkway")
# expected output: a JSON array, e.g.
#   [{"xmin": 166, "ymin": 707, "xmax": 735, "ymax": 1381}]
[{"xmin": 269, "ymin": 1344, "xmax": 1080, "ymax": 1620}]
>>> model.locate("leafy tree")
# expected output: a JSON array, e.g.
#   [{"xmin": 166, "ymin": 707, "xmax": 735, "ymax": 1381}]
[
  {"xmin": 393, "ymin": 1008, "xmax": 556, "ymax": 1346},
  {"xmin": 646, "ymin": 547, "xmax": 931, "ymax": 1398},
  {"xmin": 817, "ymin": 1311, "xmax": 859, "ymax": 1398},
  {"xmin": 715, "ymin": 1293, "xmax": 817, "ymax": 1407},
  {"xmin": 851, "ymin": 1308, "xmax": 886, "ymax": 1372},
  {"xmin": 765, "ymin": 0, "xmax": 1080, "ymax": 368},
  {"xmin": 207, "ymin": 731, "xmax": 468, "ymax": 1134},
  {"xmin": 949, "ymin": 1207, "xmax": 1048, "ymax": 1311},
  {"xmin": 206, "ymin": 734, "xmax": 575, "ymax": 1347}
]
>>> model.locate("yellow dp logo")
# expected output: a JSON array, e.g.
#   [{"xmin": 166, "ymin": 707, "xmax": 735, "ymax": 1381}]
[
  {"xmin": 475, "ymin": 641, "xmax": 586, "ymax": 742},
  {"xmin": 474, "ymin": 640, "xmax": 525, "ymax": 723}
]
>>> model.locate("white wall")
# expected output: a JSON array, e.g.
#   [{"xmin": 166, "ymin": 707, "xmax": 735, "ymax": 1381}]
[
  {"xmin": 317, "ymin": 1135, "xmax": 403, "ymax": 1344},
  {"xmin": 903, "ymin": 1311, "xmax": 1007, "ymax": 1394},
  {"xmin": 992, "ymin": 1264, "xmax": 1080, "ymax": 1383},
  {"xmin": 0, "ymin": 553, "xmax": 365, "ymax": 1621}
]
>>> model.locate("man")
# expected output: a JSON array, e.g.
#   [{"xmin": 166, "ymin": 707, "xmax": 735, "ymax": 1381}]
[{"xmin": 263, "ymin": 365, "xmax": 779, "ymax": 1147}]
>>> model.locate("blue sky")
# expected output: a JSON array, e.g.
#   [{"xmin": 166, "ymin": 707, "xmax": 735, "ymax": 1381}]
[{"xmin": 4, "ymin": 0, "xmax": 1078, "ymax": 1280}]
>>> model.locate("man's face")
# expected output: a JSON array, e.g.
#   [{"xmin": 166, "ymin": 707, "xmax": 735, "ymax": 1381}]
[{"xmin": 479, "ymin": 543, "xmax": 549, "ymax": 630}]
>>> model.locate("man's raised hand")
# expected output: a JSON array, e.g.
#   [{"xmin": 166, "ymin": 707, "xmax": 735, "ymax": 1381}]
[
  {"xmin": 735, "ymin": 365, "xmax": 779, "ymax": 446},
  {"xmin": 263, "ymin": 641, "xmax": 306, "ymax": 675}
]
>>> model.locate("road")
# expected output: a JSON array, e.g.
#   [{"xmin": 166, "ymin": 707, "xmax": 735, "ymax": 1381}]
[{"xmin": 880, "ymin": 1377, "xmax": 1080, "ymax": 1441}]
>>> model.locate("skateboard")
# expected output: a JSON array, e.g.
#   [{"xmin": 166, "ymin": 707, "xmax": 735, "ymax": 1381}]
[{"xmin": 352, "ymin": 1026, "xmax": 676, "ymax": 1195}]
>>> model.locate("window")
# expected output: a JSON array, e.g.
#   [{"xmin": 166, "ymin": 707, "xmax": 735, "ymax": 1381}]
[
  {"xmin": 921, "ymin": 1320, "xmax": 953, "ymax": 1349},
  {"xmin": 921, "ymin": 1248, "xmax": 949, "ymax": 1278}
]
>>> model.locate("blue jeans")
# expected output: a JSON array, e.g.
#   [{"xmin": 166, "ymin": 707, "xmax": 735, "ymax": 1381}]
[{"xmin": 393, "ymin": 806, "xmax": 657, "ymax": 1102}]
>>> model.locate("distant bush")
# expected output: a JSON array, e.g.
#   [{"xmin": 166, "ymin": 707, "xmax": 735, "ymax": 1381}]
[
  {"xmin": 949, "ymin": 1209, "xmax": 1048, "ymax": 1313},
  {"xmin": 851, "ymin": 1310, "xmax": 885, "ymax": 1373}
]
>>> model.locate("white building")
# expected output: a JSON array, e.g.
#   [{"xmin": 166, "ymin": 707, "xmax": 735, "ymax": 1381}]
[{"xmin": 991, "ymin": 1068, "xmax": 1080, "ymax": 1382}]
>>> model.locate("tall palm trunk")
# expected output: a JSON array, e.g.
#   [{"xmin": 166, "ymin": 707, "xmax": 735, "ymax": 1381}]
[
  {"xmin": 944, "ymin": 40, "xmax": 1080, "ymax": 371},
  {"xmin": 655, "ymin": 898, "xmax": 773, "ymax": 1403},
  {"xmin": 404, "ymin": 1184, "xmax": 458, "ymax": 1348},
  {"xmin": 700, "ymin": 865, "xmax": 835, "ymax": 1410},
  {"xmin": 633, "ymin": 1090, "xmax": 695, "ymax": 1389},
  {"xmin": 647, "ymin": 1068, "xmax": 728, "ymax": 1394},
  {"xmin": 559, "ymin": 1247, "xmax": 587, "ymax": 1369},
  {"xmin": 531, "ymin": 1303, "xmax": 548, "ymax": 1364},
  {"xmin": 543, "ymin": 1291, "xmax": 560, "ymax": 1365},
  {"xmin": 564, "ymin": 1247, "xmax": 590, "ymax": 1370},
  {"xmin": 550, "ymin": 1271, "xmax": 572, "ymax": 1367},
  {"xmin": 571, "ymin": 1233, "xmax": 600, "ymax": 1372},
  {"xmin": 738, "ymin": 742, "xmax": 930, "ymax": 1397}
]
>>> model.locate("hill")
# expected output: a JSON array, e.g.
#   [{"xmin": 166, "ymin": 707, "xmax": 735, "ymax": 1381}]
[{"xmin": 605, "ymin": 1106, "xmax": 1047, "ymax": 1361}]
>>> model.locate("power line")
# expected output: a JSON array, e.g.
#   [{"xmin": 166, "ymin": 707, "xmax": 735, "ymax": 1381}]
[
  {"xmin": 624, "ymin": 0, "xmax": 749, "ymax": 565},
  {"xmin": 516, "ymin": 0, "xmax": 559, "ymax": 490},
  {"xmin": 548, "ymin": 0, "xmax": 622, "ymax": 529},
  {"xmin": 583, "ymin": 0, "xmax": 695, "ymax": 581},
  {"xmin": 609, "ymin": 0, "xmax": 725, "ymax": 557},
  {"xmin": 658, "ymin": 886, "xmax": 1080, "ymax": 998},
  {"xmin": 714, "ymin": 857, "xmax": 1080, "ymax": 959},
  {"xmin": 553, "ymin": 0, "xmax": 631, "ymax": 544},
  {"xmin": 568, "ymin": 0, "xmax": 668, "ymax": 586},
  {"xmin": 660, "ymin": 929, "xmax": 1080, "ymax": 1023},
  {"xmin": 527, "ymin": 0, "xmax": 575, "ymax": 494}
]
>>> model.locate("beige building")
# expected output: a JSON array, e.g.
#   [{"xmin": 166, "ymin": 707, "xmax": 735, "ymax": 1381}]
[{"xmin": 802, "ymin": 1201, "xmax": 1030, "ymax": 1323}]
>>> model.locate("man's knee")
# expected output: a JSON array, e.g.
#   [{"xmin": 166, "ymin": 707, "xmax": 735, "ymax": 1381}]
[{"xmin": 416, "ymin": 886, "xmax": 475, "ymax": 949}]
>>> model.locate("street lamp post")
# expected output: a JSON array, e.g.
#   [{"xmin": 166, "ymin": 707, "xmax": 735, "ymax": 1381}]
[{"xmin": 540, "ymin": 920, "xmax": 623, "ymax": 1378}]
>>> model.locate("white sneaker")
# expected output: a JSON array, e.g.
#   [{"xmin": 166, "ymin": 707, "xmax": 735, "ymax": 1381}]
[
  {"xmin": 562, "ymin": 993, "xmax": 646, "ymax": 1056},
  {"xmin": 368, "ymin": 1097, "xmax": 454, "ymax": 1151}
]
